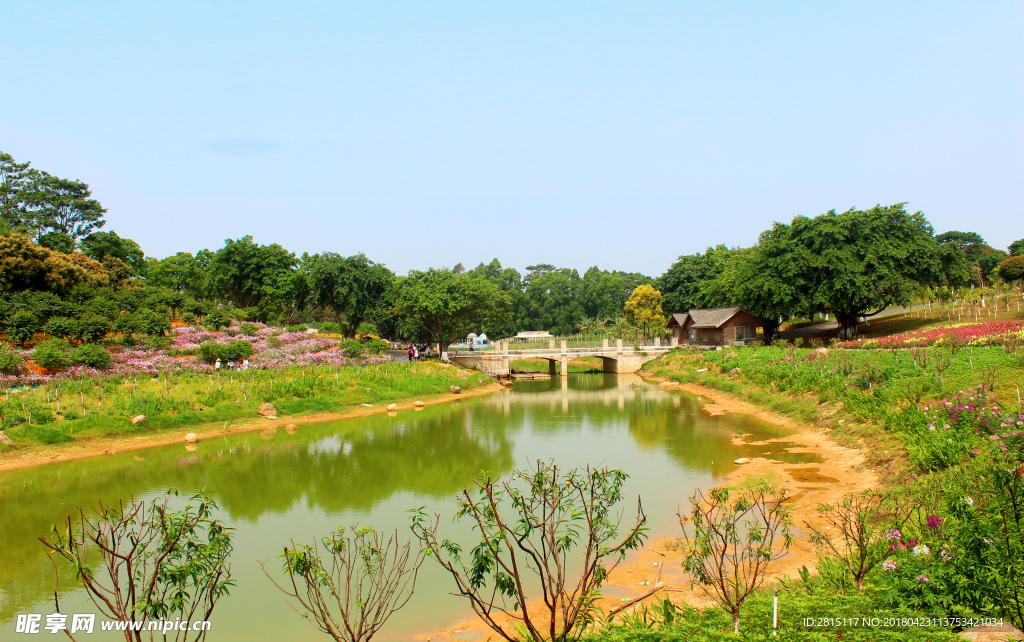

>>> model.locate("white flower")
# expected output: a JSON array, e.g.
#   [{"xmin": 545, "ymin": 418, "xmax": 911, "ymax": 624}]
[
  {"xmin": 962, "ymin": 496, "xmax": 974, "ymax": 506},
  {"xmin": 913, "ymin": 544, "xmax": 931, "ymax": 556}
]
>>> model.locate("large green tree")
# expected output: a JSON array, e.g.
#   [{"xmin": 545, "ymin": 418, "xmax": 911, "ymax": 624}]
[
  {"xmin": 656, "ymin": 245, "xmax": 736, "ymax": 314},
  {"xmin": 581, "ymin": 267, "xmax": 651, "ymax": 321},
  {"xmin": 396, "ymin": 268, "xmax": 509, "ymax": 351},
  {"xmin": 703, "ymin": 244, "xmax": 801, "ymax": 344},
  {"xmin": 148, "ymin": 251, "xmax": 210, "ymax": 300},
  {"xmin": 80, "ymin": 231, "xmax": 146, "ymax": 276},
  {"xmin": 306, "ymin": 252, "xmax": 393, "ymax": 337},
  {"xmin": 520, "ymin": 264, "xmax": 585, "ymax": 335},
  {"xmin": 936, "ymin": 230, "xmax": 1007, "ymax": 284},
  {"xmin": 776, "ymin": 204, "xmax": 944, "ymax": 339},
  {"xmin": 466, "ymin": 258, "xmax": 524, "ymax": 338},
  {"xmin": 208, "ymin": 236, "xmax": 297, "ymax": 320}
]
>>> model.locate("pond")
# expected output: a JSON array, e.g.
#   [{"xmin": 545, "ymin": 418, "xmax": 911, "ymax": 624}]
[{"xmin": 0, "ymin": 373, "xmax": 809, "ymax": 640}]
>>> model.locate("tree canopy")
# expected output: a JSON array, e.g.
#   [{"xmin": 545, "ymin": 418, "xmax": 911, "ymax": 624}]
[
  {"xmin": 0, "ymin": 151, "xmax": 106, "ymax": 241},
  {"xmin": 396, "ymin": 269, "xmax": 510, "ymax": 350}
]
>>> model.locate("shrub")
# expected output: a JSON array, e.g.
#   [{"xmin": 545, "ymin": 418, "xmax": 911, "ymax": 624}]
[
  {"xmin": 318, "ymin": 321, "xmax": 343, "ymax": 334},
  {"xmin": 32, "ymin": 339, "xmax": 74, "ymax": 370},
  {"xmin": 338, "ymin": 339, "xmax": 366, "ymax": 358},
  {"xmin": 42, "ymin": 491, "xmax": 233, "ymax": 636},
  {"xmin": 5, "ymin": 310, "xmax": 39, "ymax": 345},
  {"xmin": 361, "ymin": 337, "xmax": 391, "ymax": 355},
  {"xmin": 0, "ymin": 347, "xmax": 24, "ymax": 374},
  {"xmin": 679, "ymin": 483, "xmax": 792, "ymax": 634},
  {"xmin": 204, "ymin": 309, "xmax": 230, "ymax": 332},
  {"xmin": 43, "ymin": 316, "xmax": 79, "ymax": 340},
  {"xmin": 136, "ymin": 309, "xmax": 171, "ymax": 336},
  {"xmin": 286, "ymin": 323, "xmax": 307, "ymax": 333},
  {"xmin": 198, "ymin": 339, "xmax": 254, "ymax": 365},
  {"xmin": 239, "ymin": 322, "xmax": 259, "ymax": 336},
  {"xmin": 77, "ymin": 313, "xmax": 112, "ymax": 343},
  {"xmin": 998, "ymin": 255, "xmax": 1024, "ymax": 283},
  {"xmin": 73, "ymin": 343, "xmax": 112, "ymax": 369}
]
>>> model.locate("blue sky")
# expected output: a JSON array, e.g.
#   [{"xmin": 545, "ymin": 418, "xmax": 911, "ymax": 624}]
[{"xmin": 2, "ymin": 1, "xmax": 1021, "ymax": 276}]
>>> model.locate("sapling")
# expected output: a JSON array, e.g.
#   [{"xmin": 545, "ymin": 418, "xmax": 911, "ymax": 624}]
[
  {"xmin": 805, "ymin": 490, "xmax": 913, "ymax": 591},
  {"xmin": 264, "ymin": 525, "xmax": 423, "ymax": 642},
  {"xmin": 40, "ymin": 490, "xmax": 233, "ymax": 642},
  {"xmin": 411, "ymin": 460, "xmax": 647, "ymax": 642},
  {"xmin": 678, "ymin": 482, "xmax": 792, "ymax": 634}
]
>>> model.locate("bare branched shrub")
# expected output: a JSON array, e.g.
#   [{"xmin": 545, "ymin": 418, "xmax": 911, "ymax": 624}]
[
  {"xmin": 804, "ymin": 491, "xmax": 913, "ymax": 591},
  {"xmin": 678, "ymin": 483, "xmax": 792, "ymax": 634},
  {"xmin": 40, "ymin": 490, "xmax": 233, "ymax": 642},
  {"xmin": 263, "ymin": 525, "xmax": 424, "ymax": 642},
  {"xmin": 411, "ymin": 460, "xmax": 647, "ymax": 642}
]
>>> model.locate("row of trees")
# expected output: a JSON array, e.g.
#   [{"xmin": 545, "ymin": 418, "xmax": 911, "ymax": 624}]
[{"xmin": 4, "ymin": 151, "xmax": 1023, "ymax": 343}]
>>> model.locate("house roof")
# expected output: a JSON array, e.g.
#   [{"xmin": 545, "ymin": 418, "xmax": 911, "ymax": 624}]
[
  {"xmin": 671, "ymin": 306, "xmax": 761, "ymax": 329},
  {"xmin": 669, "ymin": 313, "xmax": 688, "ymax": 326}
]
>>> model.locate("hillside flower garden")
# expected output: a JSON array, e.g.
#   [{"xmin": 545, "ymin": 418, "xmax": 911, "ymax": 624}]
[
  {"xmin": 834, "ymin": 320, "xmax": 1024, "ymax": 350},
  {"xmin": 0, "ymin": 322, "xmax": 389, "ymax": 386}
]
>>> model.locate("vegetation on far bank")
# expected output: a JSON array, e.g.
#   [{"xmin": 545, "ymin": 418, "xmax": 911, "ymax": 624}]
[{"xmin": 0, "ymin": 359, "xmax": 489, "ymax": 451}]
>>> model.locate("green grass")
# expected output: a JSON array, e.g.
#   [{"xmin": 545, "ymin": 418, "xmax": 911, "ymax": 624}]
[
  {"xmin": 644, "ymin": 343, "xmax": 1024, "ymax": 479},
  {"xmin": 0, "ymin": 361, "xmax": 489, "ymax": 447},
  {"xmin": 584, "ymin": 581, "xmax": 963, "ymax": 641}
]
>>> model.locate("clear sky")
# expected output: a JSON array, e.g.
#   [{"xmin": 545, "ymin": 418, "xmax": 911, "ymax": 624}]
[{"xmin": 2, "ymin": 1, "xmax": 1021, "ymax": 277}]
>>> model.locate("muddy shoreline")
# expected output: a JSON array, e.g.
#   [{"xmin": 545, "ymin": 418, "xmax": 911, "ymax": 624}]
[{"xmin": 424, "ymin": 376, "xmax": 878, "ymax": 640}]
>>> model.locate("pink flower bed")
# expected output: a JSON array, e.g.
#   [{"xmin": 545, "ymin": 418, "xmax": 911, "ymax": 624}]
[
  {"xmin": 835, "ymin": 321, "xmax": 1024, "ymax": 350},
  {"xmin": 0, "ymin": 323, "xmax": 389, "ymax": 385}
]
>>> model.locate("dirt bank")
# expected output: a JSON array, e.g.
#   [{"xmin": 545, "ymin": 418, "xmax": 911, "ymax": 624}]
[
  {"xmin": 423, "ymin": 378, "xmax": 878, "ymax": 641},
  {"xmin": 0, "ymin": 381, "xmax": 505, "ymax": 473}
]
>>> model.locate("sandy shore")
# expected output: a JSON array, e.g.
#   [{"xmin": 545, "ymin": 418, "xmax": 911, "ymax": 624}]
[
  {"xmin": 423, "ymin": 378, "xmax": 878, "ymax": 641},
  {"xmin": 0, "ymin": 381, "xmax": 506, "ymax": 473}
]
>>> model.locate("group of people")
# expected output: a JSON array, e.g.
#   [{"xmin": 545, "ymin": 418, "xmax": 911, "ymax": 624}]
[
  {"xmin": 405, "ymin": 345, "xmax": 420, "ymax": 361},
  {"xmin": 214, "ymin": 357, "xmax": 250, "ymax": 371}
]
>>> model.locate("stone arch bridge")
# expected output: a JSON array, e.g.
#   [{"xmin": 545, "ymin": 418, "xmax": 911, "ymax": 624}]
[{"xmin": 447, "ymin": 338, "xmax": 675, "ymax": 376}]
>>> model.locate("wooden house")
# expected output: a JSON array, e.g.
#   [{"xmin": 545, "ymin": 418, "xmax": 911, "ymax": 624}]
[{"xmin": 667, "ymin": 306, "xmax": 763, "ymax": 347}]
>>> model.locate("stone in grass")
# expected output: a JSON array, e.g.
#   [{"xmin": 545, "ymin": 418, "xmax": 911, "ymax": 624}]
[
  {"xmin": 414, "ymin": 401, "xmax": 425, "ymax": 407},
  {"xmin": 257, "ymin": 403, "xmax": 277, "ymax": 418},
  {"xmin": 184, "ymin": 433, "xmax": 199, "ymax": 443},
  {"xmin": 727, "ymin": 367, "xmax": 741, "ymax": 378},
  {"xmin": 449, "ymin": 385, "xmax": 461, "ymax": 394},
  {"xmin": 131, "ymin": 415, "xmax": 147, "ymax": 425},
  {"xmin": 387, "ymin": 403, "xmax": 398, "ymax": 411},
  {"xmin": 734, "ymin": 457, "xmax": 751, "ymax": 465},
  {"xmin": 0, "ymin": 431, "xmax": 13, "ymax": 447}
]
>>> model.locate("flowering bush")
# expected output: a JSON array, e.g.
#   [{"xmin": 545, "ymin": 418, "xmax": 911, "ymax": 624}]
[
  {"xmin": 916, "ymin": 384, "xmax": 1024, "ymax": 466},
  {"xmin": 835, "ymin": 321, "xmax": 1023, "ymax": 350}
]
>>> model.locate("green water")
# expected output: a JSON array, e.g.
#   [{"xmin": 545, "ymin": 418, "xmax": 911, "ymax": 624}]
[{"xmin": 0, "ymin": 374, "xmax": 804, "ymax": 640}]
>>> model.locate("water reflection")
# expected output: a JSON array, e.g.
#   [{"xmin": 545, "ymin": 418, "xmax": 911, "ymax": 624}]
[{"xmin": 0, "ymin": 373, "xmax": 801, "ymax": 640}]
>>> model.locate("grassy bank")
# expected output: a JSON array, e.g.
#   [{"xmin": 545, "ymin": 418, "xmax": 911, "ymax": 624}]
[
  {"xmin": 621, "ymin": 337, "xmax": 1024, "ymax": 639},
  {"xmin": 644, "ymin": 340, "xmax": 1023, "ymax": 479},
  {"xmin": 0, "ymin": 360, "xmax": 490, "ymax": 450}
]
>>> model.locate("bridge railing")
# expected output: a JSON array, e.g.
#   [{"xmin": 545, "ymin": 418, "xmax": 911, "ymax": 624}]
[{"xmin": 447, "ymin": 344, "xmax": 675, "ymax": 357}]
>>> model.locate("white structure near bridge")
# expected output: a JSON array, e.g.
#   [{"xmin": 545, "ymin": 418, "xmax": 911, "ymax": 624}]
[{"xmin": 447, "ymin": 337, "xmax": 675, "ymax": 376}]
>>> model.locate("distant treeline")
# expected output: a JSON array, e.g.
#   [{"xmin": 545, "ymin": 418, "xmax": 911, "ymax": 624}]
[{"xmin": 1, "ymin": 150, "xmax": 1022, "ymax": 345}]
